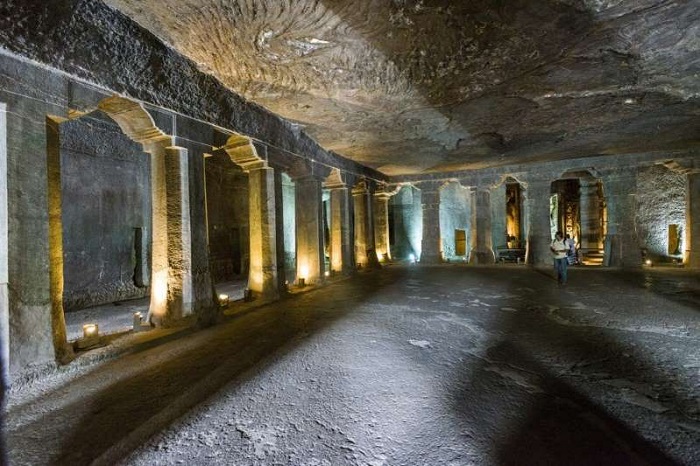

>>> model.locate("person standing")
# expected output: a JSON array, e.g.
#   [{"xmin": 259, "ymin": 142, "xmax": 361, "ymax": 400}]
[
  {"xmin": 565, "ymin": 233, "xmax": 577, "ymax": 265},
  {"xmin": 550, "ymin": 231, "xmax": 568, "ymax": 285}
]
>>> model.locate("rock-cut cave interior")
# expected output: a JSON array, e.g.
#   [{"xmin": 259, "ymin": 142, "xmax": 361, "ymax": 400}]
[{"xmin": 0, "ymin": 1, "xmax": 698, "ymax": 465}]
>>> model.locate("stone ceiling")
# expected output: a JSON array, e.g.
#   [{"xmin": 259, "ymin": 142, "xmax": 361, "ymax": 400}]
[{"xmin": 102, "ymin": 0, "xmax": 699, "ymax": 175}]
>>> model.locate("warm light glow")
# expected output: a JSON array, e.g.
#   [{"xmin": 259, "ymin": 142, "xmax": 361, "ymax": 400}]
[
  {"xmin": 153, "ymin": 273, "xmax": 168, "ymax": 306},
  {"xmin": 324, "ymin": 270, "xmax": 330, "ymax": 277},
  {"xmin": 409, "ymin": 253, "xmax": 416, "ymax": 263},
  {"xmin": 83, "ymin": 323, "xmax": 98, "ymax": 338},
  {"xmin": 133, "ymin": 312, "xmax": 143, "ymax": 329},
  {"xmin": 376, "ymin": 250, "xmax": 384, "ymax": 262},
  {"xmin": 645, "ymin": 259, "xmax": 653, "ymax": 266},
  {"xmin": 299, "ymin": 264, "xmax": 309, "ymax": 280},
  {"xmin": 218, "ymin": 294, "xmax": 229, "ymax": 306}
]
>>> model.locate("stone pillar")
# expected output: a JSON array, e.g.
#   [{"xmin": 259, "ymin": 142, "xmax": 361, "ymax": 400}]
[
  {"xmin": 523, "ymin": 179, "xmax": 552, "ymax": 266},
  {"xmin": 148, "ymin": 145, "xmax": 195, "ymax": 326},
  {"xmin": 329, "ymin": 186, "xmax": 353, "ymax": 274},
  {"xmin": 420, "ymin": 185, "xmax": 441, "ymax": 264},
  {"xmin": 296, "ymin": 175, "xmax": 324, "ymax": 283},
  {"xmin": 602, "ymin": 169, "xmax": 640, "ymax": 267},
  {"xmin": 247, "ymin": 166, "xmax": 278, "ymax": 298},
  {"xmin": 147, "ymin": 143, "xmax": 170, "ymax": 323},
  {"xmin": 490, "ymin": 183, "xmax": 507, "ymax": 249},
  {"xmin": 373, "ymin": 191, "xmax": 392, "ymax": 262},
  {"xmin": 223, "ymin": 136, "xmax": 279, "ymax": 297},
  {"xmin": 579, "ymin": 179, "xmax": 602, "ymax": 250},
  {"xmin": 469, "ymin": 187, "xmax": 495, "ymax": 264},
  {"xmin": 163, "ymin": 147, "xmax": 193, "ymax": 320},
  {"xmin": 352, "ymin": 182, "xmax": 371, "ymax": 267},
  {"xmin": 686, "ymin": 172, "xmax": 700, "ymax": 268},
  {"xmin": 273, "ymin": 170, "xmax": 287, "ymax": 292}
]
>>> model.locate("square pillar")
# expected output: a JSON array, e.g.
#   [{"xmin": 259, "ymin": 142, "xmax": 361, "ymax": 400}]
[
  {"xmin": 352, "ymin": 183, "xmax": 374, "ymax": 267},
  {"xmin": 490, "ymin": 183, "xmax": 507, "ymax": 249},
  {"xmin": 420, "ymin": 186, "xmax": 441, "ymax": 264},
  {"xmin": 579, "ymin": 179, "xmax": 603, "ymax": 250},
  {"xmin": 523, "ymin": 179, "xmax": 552, "ymax": 266},
  {"xmin": 330, "ymin": 187, "xmax": 353, "ymax": 274},
  {"xmin": 469, "ymin": 187, "xmax": 495, "ymax": 264},
  {"xmin": 248, "ymin": 166, "xmax": 279, "ymax": 298},
  {"xmin": 164, "ymin": 146, "xmax": 194, "ymax": 321},
  {"xmin": 602, "ymin": 169, "xmax": 640, "ymax": 267},
  {"xmin": 373, "ymin": 192, "xmax": 392, "ymax": 262},
  {"xmin": 273, "ymin": 170, "xmax": 288, "ymax": 292},
  {"xmin": 296, "ymin": 176, "xmax": 324, "ymax": 284}
]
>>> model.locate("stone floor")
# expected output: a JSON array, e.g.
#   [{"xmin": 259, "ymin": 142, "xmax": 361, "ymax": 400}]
[{"xmin": 6, "ymin": 265, "xmax": 700, "ymax": 466}]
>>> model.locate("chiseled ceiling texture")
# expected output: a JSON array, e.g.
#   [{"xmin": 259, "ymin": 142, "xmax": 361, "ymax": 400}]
[{"xmin": 102, "ymin": 0, "xmax": 699, "ymax": 175}]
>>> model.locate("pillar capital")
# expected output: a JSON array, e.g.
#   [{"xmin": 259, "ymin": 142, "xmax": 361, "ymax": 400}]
[
  {"xmin": 288, "ymin": 158, "xmax": 331, "ymax": 182},
  {"xmin": 660, "ymin": 159, "xmax": 700, "ymax": 175},
  {"xmin": 221, "ymin": 134, "xmax": 268, "ymax": 172},
  {"xmin": 323, "ymin": 167, "xmax": 347, "ymax": 189}
]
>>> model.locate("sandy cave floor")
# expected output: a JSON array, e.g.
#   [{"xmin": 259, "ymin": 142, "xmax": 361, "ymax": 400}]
[{"xmin": 5, "ymin": 265, "xmax": 700, "ymax": 466}]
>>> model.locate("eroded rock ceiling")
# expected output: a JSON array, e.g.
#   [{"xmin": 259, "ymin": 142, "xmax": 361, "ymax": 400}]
[{"xmin": 103, "ymin": 0, "xmax": 699, "ymax": 175}]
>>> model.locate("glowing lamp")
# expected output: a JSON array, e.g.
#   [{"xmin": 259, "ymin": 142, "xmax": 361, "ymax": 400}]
[
  {"xmin": 645, "ymin": 259, "xmax": 653, "ymax": 266},
  {"xmin": 83, "ymin": 323, "xmax": 98, "ymax": 338},
  {"xmin": 218, "ymin": 294, "xmax": 230, "ymax": 307},
  {"xmin": 76, "ymin": 323, "xmax": 100, "ymax": 349},
  {"xmin": 324, "ymin": 270, "xmax": 330, "ymax": 277},
  {"xmin": 133, "ymin": 312, "xmax": 143, "ymax": 329},
  {"xmin": 409, "ymin": 253, "xmax": 416, "ymax": 263}
]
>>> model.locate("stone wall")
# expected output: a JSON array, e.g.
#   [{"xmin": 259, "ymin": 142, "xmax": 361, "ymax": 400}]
[
  {"xmin": 390, "ymin": 186, "xmax": 422, "ymax": 260},
  {"xmin": 60, "ymin": 111, "xmax": 151, "ymax": 311},
  {"xmin": 205, "ymin": 155, "xmax": 249, "ymax": 283},
  {"xmin": 636, "ymin": 164, "xmax": 686, "ymax": 261},
  {"xmin": 439, "ymin": 182, "xmax": 470, "ymax": 260}
]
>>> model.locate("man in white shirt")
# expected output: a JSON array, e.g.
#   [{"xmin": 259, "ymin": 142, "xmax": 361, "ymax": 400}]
[{"xmin": 550, "ymin": 231, "xmax": 568, "ymax": 285}]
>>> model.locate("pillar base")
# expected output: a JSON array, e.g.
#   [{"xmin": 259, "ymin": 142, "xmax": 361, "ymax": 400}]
[{"xmin": 470, "ymin": 249, "xmax": 495, "ymax": 265}]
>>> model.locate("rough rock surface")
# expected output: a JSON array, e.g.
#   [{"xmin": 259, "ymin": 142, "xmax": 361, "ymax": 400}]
[
  {"xmin": 7, "ymin": 266, "xmax": 699, "ymax": 465},
  {"xmin": 101, "ymin": 0, "xmax": 700, "ymax": 174}
]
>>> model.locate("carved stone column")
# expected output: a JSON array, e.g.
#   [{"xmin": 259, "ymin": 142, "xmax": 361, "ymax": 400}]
[
  {"xmin": 223, "ymin": 135, "xmax": 278, "ymax": 298},
  {"xmin": 469, "ymin": 187, "xmax": 495, "ymax": 264},
  {"xmin": 373, "ymin": 189, "xmax": 392, "ymax": 262},
  {"xmin": 490, "ymin": 183, "xmax": 507, "ymax": 250},
  {"xmin": 579, "ymin": 179, "xmax": 602, "ymax": 250},
  {"xmin": 325, "ymin": 169, "xmax": 353, "ymax": 274},
  {"xmin": 523, "ymin": 178, "xmax": 552, "ymax": 266},
  {"xmin": 601, "ymin": 169, "xmax": 640, "ymax": 267},
  {"xmin": 352, "ymin": 180, "xmax": 379, "ymax": 267},
  {"xmin": 163, "ymin": 146, "xmax": 194, "ymax": 320},
  {"xmin": 419, "ymin": 183, "xmax": 441, "ymax": 264},
  {"xmin": 295, "ymin": 175, "xmax": 325, "ymax": 283}
]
